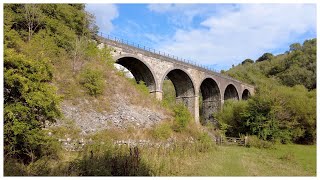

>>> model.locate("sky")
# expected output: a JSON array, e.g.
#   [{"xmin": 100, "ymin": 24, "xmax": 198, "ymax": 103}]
[{"xmin": 85, "ymin": 3, "xmax": 317, "ymax": 71}]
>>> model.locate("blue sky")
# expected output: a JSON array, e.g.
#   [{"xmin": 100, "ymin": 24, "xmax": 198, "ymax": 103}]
[{"xmin": 85, "ymin": 3, "xmax": 317, "ymax": 71}]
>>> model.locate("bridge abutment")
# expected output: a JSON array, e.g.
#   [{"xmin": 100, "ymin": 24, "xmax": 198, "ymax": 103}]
[
  {"xmin": 150, "ymin": 91, "xmax": 163, "ymax": 101},
  {"xmin": 194, "ymin": 95, "xmax": 200, "ymax": 125}
]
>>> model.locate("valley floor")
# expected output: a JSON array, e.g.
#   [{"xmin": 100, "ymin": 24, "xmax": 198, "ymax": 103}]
[
  {"xmin": 174, "ymin": 144, "xmax": 316, "ymax": 176},
  {"xmin": 6, "ymin": 143, "xmax": 315, "ymax": 176}
]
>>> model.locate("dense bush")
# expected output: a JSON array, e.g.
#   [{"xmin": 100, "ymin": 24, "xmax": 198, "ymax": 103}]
[
  {"xmin": 70, "ymin": 144, "xmax": 152, "ymax": 176},
  {"xmin": 4, "ymin": 4, "xmax": 99, "ymax": 165},
  {"xmin": 196, "ymin": 132, "xmax": 215, "ymax": 152},
  {"xmin": 241, "ymin": 58, "xmax": 254, "ymax": 65},
  {"xmin": 152, "ymin": 122, "xmax": 173, "ymax": 140},
  {"xmin": 256, "ymin": 52, "xmax": 274, "ymax": 62},
  {"xmin": 161, "ymin": 79, "xmax": 176, "ymax": 108},
  {"xmin": 132, "ymin": 80, "xmax": 150, "ymax": 96},
  {"xmin": 215, "ymin": 100, "xmax": 248, "ymax": 137},
  {"xmin": 4, "ymin": 48, "xmax": 62, "ymax": 163},
  {"xmin": 172, "ymin": 103, "xmax": 192, "ymax": 132},
  {"xmin": 228, "ymin": 39, "xmax": 316, "ymax": 90},
  {"xmin": 216, "ymin": 84, "xmax": 316, "ymax": 144},
  {"xmin": 246, "ymin": 135, "xmax": 274, "ymax": 149},
  {"xmin": 80, "ymin": 68, "xmax": 105, "ymax": 96},
  {"xmin": 223, "ymin": 38, "xmax": 316, "ymax": 145}
]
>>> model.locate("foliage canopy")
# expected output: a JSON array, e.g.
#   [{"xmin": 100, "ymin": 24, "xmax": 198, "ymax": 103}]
[{"xmin": 218, "ymin": 39, "xmax": 316, "ymax": 144}]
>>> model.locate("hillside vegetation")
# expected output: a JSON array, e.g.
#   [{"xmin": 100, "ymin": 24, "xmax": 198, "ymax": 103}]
[
  {"xmin": 4, "ymin": 4, "xmax": 212, "ymax": 175},
  {"xmin": 3, "ymin": 4, "xmax": 316, "ymax": 176},
  {"xmin": 217, "ymin": 39, "xmax": 316, "ymax": 144}
]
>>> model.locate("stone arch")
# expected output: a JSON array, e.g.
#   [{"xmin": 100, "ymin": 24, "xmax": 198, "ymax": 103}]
[
  {"xmin": 199, "ymin": 77, "xmax": 221, "ymax": 125},
  {"xmin": 242, "ymin": 89, "xmax": 251, "ymax": 100},
  {"xmin": 161, "ymin": 68, "xmax": 195, "ymax": 114},
  {"xmin": 114, "ymin": 55, "xmax": 157, "ymax": 92},
  {"xmin": 224, "ymin": 84, "xmax": 239, "ymax": 101}
]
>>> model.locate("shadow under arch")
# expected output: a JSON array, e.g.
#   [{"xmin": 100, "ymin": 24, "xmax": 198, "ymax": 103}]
[
  {"xmin": 199, "ymin": 77, "xmax": 221, "ymax": 126},
  {"xmin": 160, "ymin": 68, "xmax": 196, "ymax": 114},
  {"xmin": 115, "ymin": 55, "xmax": 157, "ymax": 92},
  {"xmin": 224, "ymin": 84, "xmax": 239, "ymax": 101},
  {"xmin": 242, "ymin": 89, "xmax": 251, "ymax": 100}
]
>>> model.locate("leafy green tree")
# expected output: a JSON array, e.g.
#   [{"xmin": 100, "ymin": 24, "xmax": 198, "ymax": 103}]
[
  {"xmin": 222, "ymin": 38, "xmax": 316, "ymax": 144},
  {"xmin": 23, "ymin": 4, "xmax": 45, "ymax": 41},
  {"xmin": 162, "ymin": 79, "xmax": 176, "ymax": 108},
  {"xmin": 3, "ymin": 3, "xmax": 99, "ymax": 164},
  {"xmin": 172, "ymin": 103, "xmax": 192, "ymax": 132},
  {"xmin": 215, "ymin": 100, "xmax": 249, "ymax": 137},
  {"xmin": 80, "ymin": 68, "xmax": 105, "ymax": 96},
  {"xmin": 289, "ymin": 43, "xmax": 302, "ymax": 52},
  {"xmin": 256, "ymin": 53, "xmax": 274, "ymax": 62},
  {"xmin": 4, "ymin": 48, "xmax": 61, "ymax": 163},
  {"xmin": 241, "ymin": 58, "xmax": 254, "ymax": 65}
]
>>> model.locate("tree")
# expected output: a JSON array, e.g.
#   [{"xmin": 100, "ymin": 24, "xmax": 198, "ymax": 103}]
[
  {"xmin": 223, "ymin": 38, "xmax": 316, "ymax": 144},
  {"xmin": 256, "ymin": 53, "xmax": 274, "ymax": 62},
  {"xmin": 23, "ymin": 4, "xmax": 44, "ymax": 41},
  {"xmin": 4, "ymin": 48, "xmax": 61, "ymax": 163},
  {"xmin": 3, "ymin": 3, "xmax": 102, "ymax": 165},
  {"xmin": 241, "ymin": 58, "xmax": 254, "ymax": 65},
  {"xmin": 72, "ymin": 36, "xmax": 88, "ymax": 73},
  {"xmin": 85, "ymin": 11, "xmax": 99, "ymax": 37},
  {"xmin": 289, "ymin": 43, "xmax": 302, "ymax": 52}
]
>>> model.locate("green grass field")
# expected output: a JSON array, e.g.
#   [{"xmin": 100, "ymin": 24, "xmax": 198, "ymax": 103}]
[
  {"xmin": 5, "ymin": 143, "xmax": 316, "ymax": 176},
  {"xmin": 168, "ymin": 144, "xmax": 316, "ymax": 176},
  {"xmin": 141, "ymin": 145, "xmax": 316, "ymax": 176}
]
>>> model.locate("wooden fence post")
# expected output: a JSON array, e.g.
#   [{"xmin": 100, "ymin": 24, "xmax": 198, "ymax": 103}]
[{"xmin": 244, "ymin": 136, "xmax": 248, "ymax": 146}]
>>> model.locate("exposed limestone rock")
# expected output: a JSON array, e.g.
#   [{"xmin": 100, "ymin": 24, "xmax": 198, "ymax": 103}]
[{"xmin": 55, "ymin": 99, "xmax": 168, "ymax": 135}]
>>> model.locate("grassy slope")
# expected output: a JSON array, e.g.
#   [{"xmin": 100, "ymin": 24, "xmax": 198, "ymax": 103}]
[
  {"xmin": 48, "ymin": 144, "xmax": 315, "ymax": 176},
  {"xmin": 175, "ymin": 144, "xmax": 316, "ymax": 176}
]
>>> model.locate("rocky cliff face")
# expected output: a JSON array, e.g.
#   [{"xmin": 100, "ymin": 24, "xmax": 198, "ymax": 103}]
[
  {"xmin": 59, "ymin": 100, "xmax": 168, "ymax": 135},
  {"xmin": 54, "ymin": 85, "xmax": 170, "ymax": 136}
]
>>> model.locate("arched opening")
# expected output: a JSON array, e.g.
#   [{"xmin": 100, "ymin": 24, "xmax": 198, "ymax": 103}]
[
  {"xmin": 199, "ymin": 78, "xmax": 221, "ymax": 126},
  {"xmin": 162, "ymin": 69, "xmax": 195, "ymax": 114},
  {"xmin": 162, "ymin": 77, "xmax": 176, "ymax": 107},
  {"xmin": 224, "ymin": 84, "xmax": 239, "ymax": 101},
  {"xmin": 242, "ymin": 89, "xmax": 251, "ymax": 100},
  {"xmin": 116, "ymin": 57, "xmax": 156, "ymax": 92}
]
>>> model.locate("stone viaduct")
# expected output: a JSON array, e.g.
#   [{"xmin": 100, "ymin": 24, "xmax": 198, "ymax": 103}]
[{"xmin": 95, "ymin": 35, "xmax": 255, "ymax": 125}]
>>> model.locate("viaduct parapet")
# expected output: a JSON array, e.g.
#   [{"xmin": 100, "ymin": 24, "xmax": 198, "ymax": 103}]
[{"xmin": 95, "ymin": 35, "xmax": 255, "ymax": 125}]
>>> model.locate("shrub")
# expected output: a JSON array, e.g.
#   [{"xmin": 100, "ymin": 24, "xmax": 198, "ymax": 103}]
[
  {"xmin": 80, "ymin": 68, "xmax": 105, "ymax": 96},
  {"xmin": 70, "ymin": 144, "xmax": 152, "ymax": 176},
  {"xmin": 215, "ymin": 100, "xmax": 248, "ymax": 137},
  {"xmin": 161, "ymin": 79, "xmax": 176, "ymax": 108},
  {"xmin": 196, "ymin": 132, "xmax": 214, "ymax": 152},
  {"xmin": 4, "ymin": 158, "xmax": 27, "ymax": 176},
  {"xmin": 246, "ymin": 135, "xmax": 273, "ymax": 149},
  {"xmin": 132, "ymin": 80, "xmax": 150, "ymax": 96},
  {"xmin": 279, "ymin": 152, "xmax": 296, "ymax": 161},
  {"xmin": 172, "ymin": 103, "xmax": 192, "ymax": 132},
  {"xmin": 152, "ymin": 122, "xmax": 172, "ymax": 140},
  {"xmin": 4, "ymin": 49, "xmax": 61, "ymax": 163},
  {"xmin": 256, "ymin": 52, "xmax": 274, "ymax": 62}
]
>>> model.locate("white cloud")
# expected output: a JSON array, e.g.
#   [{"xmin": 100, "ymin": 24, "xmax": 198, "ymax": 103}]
[
  {"xmin": 155, "ymin": 4, "xmax": 316, "ymax": 70},
  {"xmin": 148, "ymin": 4, "xmax": 211, "ymax": 28},
  {"xmin": 148, "ymin": 4, "xmax": 176, "ymax": 13},
  {"xmin": 147, "ymin": 4, "xmax": 239, "ymax": 29},
  {"xmin": 85, "ymin": 4, "xmax": 119, "ymax": 33}
]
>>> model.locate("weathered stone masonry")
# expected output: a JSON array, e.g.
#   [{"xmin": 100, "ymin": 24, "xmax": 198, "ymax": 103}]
[{"xmin": 96, "ymin": 36, "xmax": 255, "ymax": 125}]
